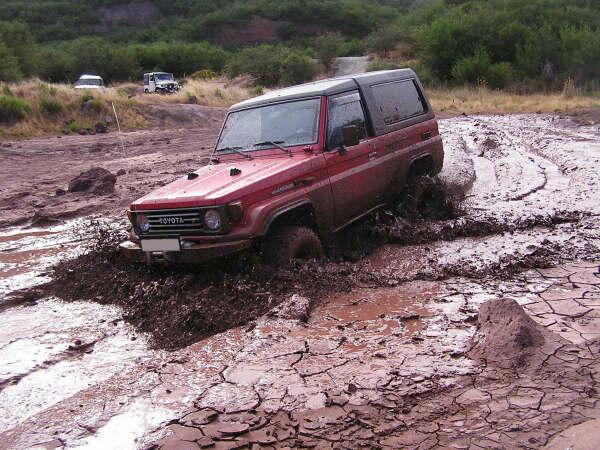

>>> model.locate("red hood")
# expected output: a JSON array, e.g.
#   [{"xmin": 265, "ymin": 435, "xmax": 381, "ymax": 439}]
[{"xmin": 131, "ymin": 153, "xmax": 318, "ymax": 210}]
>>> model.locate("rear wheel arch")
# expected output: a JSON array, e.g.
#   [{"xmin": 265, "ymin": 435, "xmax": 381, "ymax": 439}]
[
  {"xmin": 408, "ymin": 154, "xmax": 435, "ymax": 179},
  {"xmin": 391, "ymin": 154, "xmax": 436, "ymax": 196}
]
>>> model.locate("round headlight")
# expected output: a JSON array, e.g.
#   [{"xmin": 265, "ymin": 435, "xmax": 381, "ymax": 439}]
[
  {"xmin": 136, "ymin": 214, "xmax": 150, "ymax": 233},
  {"xmin": 204, "ymin": 209, "xmax": 221, "ymax": 230}
]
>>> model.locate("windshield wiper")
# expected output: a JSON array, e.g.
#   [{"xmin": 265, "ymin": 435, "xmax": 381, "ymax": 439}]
[
  {"xmin": 254, "ymin": 140, "xmax": 292, "ymax": 157},
  {"xmin": 218, "ymin": 146, "xmax": 252, "ymax": 160}
]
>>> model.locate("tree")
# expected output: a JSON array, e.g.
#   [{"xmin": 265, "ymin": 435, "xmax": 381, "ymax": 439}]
[
  {"xmin": 280, "ymin": 50, "xmax": 318, "ymax": 85},
  {"xmin": 0, "ymin": 22, "xmax": 36, "ymax": 77},
  {"xmin": 0, "ymin": 42, "xmax": 22, "ymax": 81},
  {"xmin": 227, "ymin": 45, "xmax": 283, "ymax": 86},
  {"xmin": 315, "ymin": 32, "xmax": 343, "ymax": 70},
  {"xmin": 366, "ymin": 28, "xmax": 400, "ymax": 57}
]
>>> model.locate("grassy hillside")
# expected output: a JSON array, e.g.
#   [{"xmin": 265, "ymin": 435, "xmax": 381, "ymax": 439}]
[
  {"xmin": 1, "ymin": 77, "xmax": 598, "ymax": 139},
  {"xmin": 0, "ymin": 1, "xmax": 598, "ymax": 92}
]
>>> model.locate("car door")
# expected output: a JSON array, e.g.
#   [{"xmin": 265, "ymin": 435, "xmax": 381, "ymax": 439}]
[
  {"xmin": 370, "ymin": 79, "xmax": 432, "ymax": 194},
  {"xmin": 323, "ymin": 91, "xmax": 388, "ymax": 228}
]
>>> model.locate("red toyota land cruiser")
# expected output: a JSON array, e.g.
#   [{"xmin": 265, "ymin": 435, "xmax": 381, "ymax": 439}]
[{"xmin": 122, "ymin": 69, "xmax": 443, "ymax": 264}]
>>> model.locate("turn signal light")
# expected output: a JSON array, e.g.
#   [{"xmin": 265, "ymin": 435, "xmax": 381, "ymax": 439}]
[{"xmin": 227, "ymin": 201, "xmax": 244, "ymax": 223}]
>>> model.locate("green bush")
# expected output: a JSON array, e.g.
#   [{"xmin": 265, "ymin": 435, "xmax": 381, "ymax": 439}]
[
  {"xmin": 79, "ymin": 95, "xmax": 103, "ymax": 114},
  {"xmin": 366, "ymin": 28, "xmax": 401, "ymax": 57},
  {"xmin": 315, "ymin": 32, "xmax": 342, "ymax": 70},
  {"xmin": 64, "ymin": 120, "xmax": 89, "ymax": 134},
  {"xmin": 451, "ymin": 50, "xmax": 493, "ymax": 85},
  {"xmin": 451, "ymin": 50, "xmax": 515, "ymax": 88},
  {"xmin": 486, "ymin": 62, "xmax": 515, "ymax": 89},
  {"xmin": 39, "ymin": 98, "xmax": 65, "ymax": 115},
  {"xmin": 280, "ymin": 50, "xmax": 318, "ymax": 85},
  {"xmin": 0, "ymin": 42, "xmax": 22, "ymax": 81},
  {"xmin": 339, "ymin": 38, "xmax": 367, "ymax": 57},
  {"xmin": 0, "ymin": 95, "xmax": 31, "ymax": 122},
  {"xmin": 228, "ymin": 45, "xmax": 282, "ymax": 86},
  {"xmin": 367, "ymin": 57, "xmax": 400, "ymax": 72},
  {"xmin": 229, "ymin": 45, "xmax": 317, "ymax": 87}
]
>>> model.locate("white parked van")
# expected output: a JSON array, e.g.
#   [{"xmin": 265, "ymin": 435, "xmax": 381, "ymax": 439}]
[
  {"xmin": 74, "ymin": 74, "xmax": 104, "ymax": 89},
  {"xmin": 143, "ymin": 72, "xmax": 180, "ymax": 94}
]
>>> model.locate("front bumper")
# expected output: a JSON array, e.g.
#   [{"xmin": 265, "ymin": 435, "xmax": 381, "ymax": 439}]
[{"xmin": 119, "ymin": 238, "xmax": 252, "ymax": 264}]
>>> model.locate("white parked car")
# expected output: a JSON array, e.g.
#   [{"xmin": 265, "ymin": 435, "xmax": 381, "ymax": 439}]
[
  {"xmin": 144, "ymin": 72, "xmax": 180, "ymax": 94},
  {"xmin": 74, "ymin": 74, "xmax": 104, "ymax": 90}
]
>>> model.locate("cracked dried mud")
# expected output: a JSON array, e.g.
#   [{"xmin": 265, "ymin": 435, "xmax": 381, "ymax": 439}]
[{"xmin": 1, "ymin": 112, "xmax": 600, "ymax": 449}]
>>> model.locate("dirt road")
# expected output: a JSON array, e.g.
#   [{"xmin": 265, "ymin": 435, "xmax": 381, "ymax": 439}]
[
  {"xmin": 334, "ymin": 56, "xmax": 370, "ymax": 76},
  {"xmin": 0, "ymin": 113, "xmax": 599, "ymax": 449}
]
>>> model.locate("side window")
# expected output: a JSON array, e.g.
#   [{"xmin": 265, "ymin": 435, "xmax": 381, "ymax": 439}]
[
  {"xmin": 144, "ymin": 74, "xmax": 149, "ymax": 84},
  {"xmin": 327, "ymin": 92, "xmax": 367, "ymax": 150},
  {"xmin": 372, "ymin": 80, "xmax": 426, "ymax": 125}
]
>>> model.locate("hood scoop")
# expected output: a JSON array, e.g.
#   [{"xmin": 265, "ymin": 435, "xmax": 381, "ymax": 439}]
[
  {"xmin": 230, "ymin": 168, "xmax": 241, "ymax": 176},
  {"xmin": 187, "ymin": 172, "xmax": 199, "ymax": 180}
]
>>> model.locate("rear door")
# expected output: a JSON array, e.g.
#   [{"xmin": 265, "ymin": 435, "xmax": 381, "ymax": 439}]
[
  {"xmin": 323, "ymin": 91, "xmax": 387, "ymax": 228},
  {"xmin": 369, "ymin": 79, "xmax": 432, "ymax": 191}
]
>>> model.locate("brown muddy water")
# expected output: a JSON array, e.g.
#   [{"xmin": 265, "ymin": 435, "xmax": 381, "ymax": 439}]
[{"xmin": 1, "ymin": 114, "xmax": 600, "ymax": 449}]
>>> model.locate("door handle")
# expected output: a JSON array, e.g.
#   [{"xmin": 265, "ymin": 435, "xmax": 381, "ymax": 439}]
[
  {"xmin": 421, "ymin": 131, "xmax": 432, "ymax": 141},
  {"xmin": 368, "ymin": 151, "xmax": 378, "ymax": 160}
]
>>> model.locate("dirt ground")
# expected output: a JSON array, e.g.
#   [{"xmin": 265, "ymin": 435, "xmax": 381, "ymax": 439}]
[{"xmin": 0, "ymin": 109, "xmax": 600, "ymax": 449}]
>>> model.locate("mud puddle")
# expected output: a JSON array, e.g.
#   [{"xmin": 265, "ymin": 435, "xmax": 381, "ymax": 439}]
[{"xmin": 0, "ymin": 220, "xmax": 90, "ymax": 299}]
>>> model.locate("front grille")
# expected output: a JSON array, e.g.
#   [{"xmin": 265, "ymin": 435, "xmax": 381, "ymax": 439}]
[{"xmin": 140, "ymin": 208, "xmax": 206, "ymax": 234}]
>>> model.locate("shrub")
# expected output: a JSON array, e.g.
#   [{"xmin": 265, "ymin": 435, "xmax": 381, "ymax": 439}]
[
  {"xmin": 451, "ymin": 50, "xmax": 492, "ymax": 85},
  {"xmin": 280, "ymin": 50, "xmax": 318, "ymax": 86},
  {"xmin": 39, "ymin": 98, "xmax": 64, "ymax": 115},
  {"xmin": 486, "ymin": 62, "xmax": 515, "ymax": 89},
  {"xmin": 64, "ymin": 120, "xmax": 89, "ymax": 134},
  {"xmin": 315, "ymin": 32, "xmax": 342, "ymax": 70},
  {"xmin": 0, "ymin": 42, "xmax": 22, "ymax": 82},
  {"xmin": 0, "ymin": 95, "xmax": 31, "ymax": 122},
  {"xmin": 339, "ymin": 38, "xmax": 367, "ymax": 57},
  {"xmin": 366, "ymin": 28, "xmax": 401, "ymax": 57},
  {"xmin": 367, "ymin": 57, "xmax": 400, "ymax": 72},
  {"xmin": 452, "ymin": 51, "xmax": 515, "ymax": 89},
  {"xmin": 228, "ymin": 45, "xmax": 282, "ymax": 86},
  {"xmin": 190, "ymin": 69, "xmax": 216, "ymax": 80}
]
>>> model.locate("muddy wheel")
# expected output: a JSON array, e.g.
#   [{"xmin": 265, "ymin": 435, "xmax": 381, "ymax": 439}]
[
  {"xmin": 264, "ymin": 226, "xmax": 323, "ymax": 267},
  {"xmin": 405, "ymin": 175, "xmax": 454, "ymax": 220}
]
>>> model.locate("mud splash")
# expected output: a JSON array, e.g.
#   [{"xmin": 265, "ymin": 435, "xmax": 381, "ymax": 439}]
[{"xmin": 24, "ymin": 113, "xmax": 600, "ymax": 349}]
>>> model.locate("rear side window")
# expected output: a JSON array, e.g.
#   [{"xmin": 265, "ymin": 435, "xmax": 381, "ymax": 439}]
[
  {"xmin": 372, "ymin": 80, "xmax": 426, "ymax": 125},
  {"xmin": 327, "ymin": 92, "xmax": 367, "ymax": 150}
]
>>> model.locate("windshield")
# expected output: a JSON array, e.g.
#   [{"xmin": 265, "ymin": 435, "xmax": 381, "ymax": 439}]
[
  {"xmin": 75, "ymin": 78, "xmax": 102, "ymax": 86},
  {"xmin": 216, "ymin": 98, "xmax": 321, "ymax": 154},
  {"xmin": 155, "ymin": 73, "xmax": 174, "ymax": 81}
]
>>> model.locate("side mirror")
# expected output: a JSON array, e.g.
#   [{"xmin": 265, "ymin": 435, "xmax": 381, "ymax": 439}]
[{"xmin": 342, "ymin": 125, "xmax": 360, "ymax": 147}]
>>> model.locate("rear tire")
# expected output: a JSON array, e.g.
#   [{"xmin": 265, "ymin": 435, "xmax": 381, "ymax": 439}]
[
  {"xmin": 264, "ymin": 226, "xmax": 323, "ymax": 267},
  {"xmin": 405, "ymin": 175, "xmax": 454, "ymax": 220}
]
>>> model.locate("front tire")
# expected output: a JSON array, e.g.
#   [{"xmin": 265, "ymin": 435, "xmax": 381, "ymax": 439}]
[{"xmin": 264, "ymin": 226, "xmax": 323, "ymax": 267}]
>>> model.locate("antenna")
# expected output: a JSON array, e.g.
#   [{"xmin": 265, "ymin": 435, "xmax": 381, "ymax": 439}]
[{"xmin": 111, "ymin": 101, "xmax": 126, "ymax": 153}]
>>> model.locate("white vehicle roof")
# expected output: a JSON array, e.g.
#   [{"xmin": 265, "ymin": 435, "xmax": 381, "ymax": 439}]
[{"xmin": 78, "ymin": 74, "xmax": 103, "ymax": 80}]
